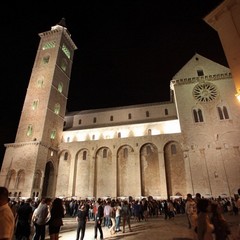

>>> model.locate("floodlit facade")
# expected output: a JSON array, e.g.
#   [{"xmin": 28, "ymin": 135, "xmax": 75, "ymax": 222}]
[{"xmin": 0, "ymin": 5, "xmax": 240, "ymax": 200}]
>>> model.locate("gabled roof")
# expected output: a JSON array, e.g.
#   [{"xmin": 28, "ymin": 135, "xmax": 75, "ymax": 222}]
[{"xmin": 172, "ymin": 53, "xmax": 230, "ymax": 80}]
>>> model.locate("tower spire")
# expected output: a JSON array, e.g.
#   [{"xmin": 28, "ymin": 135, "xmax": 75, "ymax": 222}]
[{"xmin": 58, "ymin": 17, "xmax": 67, "ymax": 28}]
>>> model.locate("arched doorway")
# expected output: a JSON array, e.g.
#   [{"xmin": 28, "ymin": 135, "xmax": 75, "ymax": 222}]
[{"xmin": 42, "ymin": 161, "xmax": 54, "ymax": 197}]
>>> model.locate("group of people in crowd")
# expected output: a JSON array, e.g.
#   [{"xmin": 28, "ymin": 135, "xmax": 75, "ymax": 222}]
[{"xmin": 0, "ymin": 185, "xmax": 240, "ymax": 240}]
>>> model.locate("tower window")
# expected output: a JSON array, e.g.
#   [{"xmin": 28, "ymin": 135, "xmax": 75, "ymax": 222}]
[
  {"xmin": 58, "ymin": 82, "xmax": 63, "ymax": 93},
  {"xmin": 32, "ymin": 100, "xmax": 39, "ymax": 110},
  {"xmin": 146, "ymin": 111, "xmax": 149, "ymax": 117},
  {"xmin": 54, "ymin": 103, "xmax": 60, "ymax": 115},
  {"xmin": 42, "ymin": 55, "xmax": 50, "ymax": 64},
  {"xmin": 93, "ymin": 117, "xmax": 97, "ymax": 123},
  {"xmin": 27, "ymin": 125, "xmax": 33, "ymax": 136},
  {"xmin": 62, "ymin": 44, "xmax": 71, "ymax": 59},
  {"xmin": 50, "ymin": 130, "xmax": 56, "ymax": 139},
  {"xmin": 128, "ymin": 113, "xmax": 132, "ymax": 119},
  {"xmin": 37, "ymin": 77, "xmax": 44, "ymax": 88},
  {"xmin": 164, "ymin": 108, "xmax": 168, "ymax": 115},
  {"xmin": 110, "ymin": 116, "xmax": 113, "ymax": 121},
  {"xmin": 61, "ymin": 59, "xmax": 68, "ymax": 71},
  {"xmin": 42, "ymin": 41, "xmax": 56, "ymax": 50},
  {"xmin": 79, "ymin": 119, "xmax": 82, "ymax": 125}
]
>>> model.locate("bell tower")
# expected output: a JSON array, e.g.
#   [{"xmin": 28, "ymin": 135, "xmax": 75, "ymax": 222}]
[{"xmin": 0, "ymin": 18, "xmax": 77, "ymax": 199}]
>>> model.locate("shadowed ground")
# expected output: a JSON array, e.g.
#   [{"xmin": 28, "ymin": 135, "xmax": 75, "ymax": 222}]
[{"xmin": 43, "ymin": 213, "xmax": 240, "ymax": 240}]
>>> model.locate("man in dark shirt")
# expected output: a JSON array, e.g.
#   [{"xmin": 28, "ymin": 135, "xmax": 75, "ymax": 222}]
[
  {"xmin": 94, "ymin": 199, "xmax": 104, "ymax": 240},
  {"xmin": 76, "ymin": 203, "xmax": 88, "ymax": 240},
  {"xmin": 15, "ymin": 198, "xmax": 33, "ymax": 240}
]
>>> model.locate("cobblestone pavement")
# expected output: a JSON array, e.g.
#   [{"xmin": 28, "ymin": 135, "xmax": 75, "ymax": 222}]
[{"xmin": 44, "ymin": 213, "xmax": 240, "ymax": 240}]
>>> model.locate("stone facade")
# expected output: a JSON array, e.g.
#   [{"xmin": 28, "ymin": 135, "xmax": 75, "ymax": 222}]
[{"xmin": 0, "ymin": 15, "xmax": 240, "ymax": 201}]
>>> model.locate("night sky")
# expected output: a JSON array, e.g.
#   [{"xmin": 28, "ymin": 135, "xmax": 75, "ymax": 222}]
[{"xmin": 0, "ymin": 1, "xmax": 228, "ymax": 167}]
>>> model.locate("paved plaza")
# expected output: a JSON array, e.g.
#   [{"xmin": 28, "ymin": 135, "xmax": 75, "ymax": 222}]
[{"xmin": 44, "ymin": 213, "xmax": 240, "ymax": 240}]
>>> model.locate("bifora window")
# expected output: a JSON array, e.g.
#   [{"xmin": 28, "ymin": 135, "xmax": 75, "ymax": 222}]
[
  {"xmin": 42, "ymin": 41, "xmax": 56, "ymax": 50},
  {"xmin": 50, "ymin": 130, "xmax": 56, "ymax": 139},
  {"xmin": 27, "ymin": 125, "xmax": 33, "ymax": 136},
  {"xmin": 62, "ymin": 44, "xmax": 70, "ymax": 59}
]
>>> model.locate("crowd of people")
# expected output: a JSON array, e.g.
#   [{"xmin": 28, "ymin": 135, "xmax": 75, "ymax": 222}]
[{"xmin": 0, "ymin": 186, "xmax": 240, "ymax": 240}]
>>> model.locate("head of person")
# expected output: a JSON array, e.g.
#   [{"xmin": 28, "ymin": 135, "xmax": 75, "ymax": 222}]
[
  {"xmin": 195, "ymin": 193, "xmax": 201, "ymax": 200},
  {"xmin": 41, "ymin": 197, "xmax": 52, "ymax": 205},
  {"xmin": 197, "ymin": 198, "xmax": 211, "ymax": 213},
  {"xmin": 0, "ymin": 186, "xmax": 10, "ymax": 206},
  {"xmin": 52, "ymin": 197, "xmax": 62, "ymax": 207},
  {"xmin": 187, "ymin": 193, "xmax": 192, "ymax": 200}
]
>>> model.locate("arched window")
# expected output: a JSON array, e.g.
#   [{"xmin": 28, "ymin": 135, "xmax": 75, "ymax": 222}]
[
  {"xmin": 164, "ymin": 108, "xmax": 169, "ymax": 115},
  {"xmin": 123, "ymin": 148, "xmax": 128, "ymax": 158},
  {"xmin": 148, "ymin": 129, "xmax": 152, "ymax": 135},
  {"xmin": 58, "ymin": 82, "xmax": 63, "ymax": 93},
  {"xmin": 42, "ymin": 55, "xmax": 50, "ymax": 64},
  {"xmin": 54, "ymin": 103, "xmax": 60, "ymax": 115},
  {"xmin": 37, "ymin": 76, "xmax": 44, "ymax": 88},
  {"xmin": 193, "ymin": 108, "xmax": 204, "ymax": 123},
  {"xmin": 171, "ymin": 144, "xmax": 177, "ymax": 155},
  {"xmin": 27, "ymin": 125, "xmax": 33, "ymax": 136},
  {"xmin": 83, "ymin": 151, "xmax": 87, "ymax": 160},
  {"xmin": 217, "ymin": 105, "xmax": 229, "ymax": 120},
  {"xmin": 16, "ymin": 170, "xmax": 25, "ymax": 190},
  {"xmin": 103, "ymin": 149, "xmax": 107, "ymax": 158},
  {"xmin": 61, "ymin": 59, "xmax": 68, "ymax": 71},
  {"xmin": 64, "ymin": 152, "xmax": 68, "ymax": 160},
  {"xmin": 50, "ymin": 129, "xmax": 56, "ymax": 139},
  {"xmin": 146, "ymin": 111, "xmax": 149, "ymax": 117},
  {"xmin": 32, "ymin": 100, "xmax": 39, "ymax": 110},
  {"xmin": 33, "ymin": 170, "xmax": 42, "ymax": 189}
]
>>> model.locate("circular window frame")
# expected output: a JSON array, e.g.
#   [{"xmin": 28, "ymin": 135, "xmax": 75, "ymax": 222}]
[{"xmin": 193, "ymin": 82, "xmax": 218, "ymax": 103}]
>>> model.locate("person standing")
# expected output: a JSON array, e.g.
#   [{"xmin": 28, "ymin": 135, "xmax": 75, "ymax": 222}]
[
  {"xmin": 32, "ymin": 197, "xmax": 51, "ymax": 240},
  {"xmin": 103, "ymin": 201, "xmax": 112, "ymax": 228},
  {"xmin": 48, "ymin": 198, "xmax": 65, "ymax": 240},
  {"xmin": 210, "ymin": 202, "xmax": 231, "ymax": 240},
  {"xmin": 76, "ymin": 204, "xmax": 88, "ymax": 240},
  {"xmin": 196, "ymin": 198, "xmax": 214, "ymax": 240},
  {"xmin": 94, "ymin": 199, "xmax": 104, "ymax": 240},
  {"xmin": 109, "ymin": 201, "xmax": 116, "ymax": 235},
  {"xmin": 121, "ymin": 200, "xmax": 132, "ymax": 233},
  {"xmin": 185, "ymin": 193, "xmax": 198, "ymax": 240},
  {"xmin": 185, "ymin": 194, "xmax": 197, "ymax": 228},
  {"xmin": 15, "ymin": 198, "xmax": 33, "ymax": 240},
  {"xmin": 0, "ymin": 187, "xmax": 15, "ymax": 240},
  {"xmin": 115, "ymin": 201, "xmax": 122, "ymax": 232}
]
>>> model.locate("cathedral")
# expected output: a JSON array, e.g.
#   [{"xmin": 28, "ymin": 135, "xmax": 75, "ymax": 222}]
[{"xmin": 0, "ymin": 0, "xmax": 240, "ymax": 201}]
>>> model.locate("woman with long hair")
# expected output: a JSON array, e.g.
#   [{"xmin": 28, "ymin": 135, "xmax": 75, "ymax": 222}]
[{"xmin": 48, "ymin": 198, "xmax": 65, "ymax": 240}]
